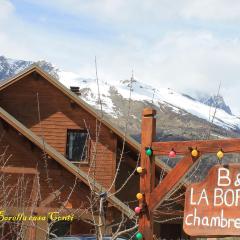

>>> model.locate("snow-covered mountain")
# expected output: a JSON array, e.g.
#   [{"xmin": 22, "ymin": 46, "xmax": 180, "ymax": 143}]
[
  {"xmin": 1, "ymin": 56, "xmax": 240, "ymax": 139},
  {"xmin": 58, "ymin": 71, "xmax": 240, "ymax": 132}
]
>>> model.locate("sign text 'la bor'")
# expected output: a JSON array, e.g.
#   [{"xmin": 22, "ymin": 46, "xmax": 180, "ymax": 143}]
[{"xmin": 183, "ymin": 164, "xmax": 240, "ymax": 236}]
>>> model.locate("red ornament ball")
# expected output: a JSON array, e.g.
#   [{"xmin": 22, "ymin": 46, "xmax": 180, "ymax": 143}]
[
  {"xmin": 169, "ymin": 150, "xmax": 176, "ymax": 158},
  {"xmin": 134, "ymin": 206, "xmax": 141, "ymax": 214}
]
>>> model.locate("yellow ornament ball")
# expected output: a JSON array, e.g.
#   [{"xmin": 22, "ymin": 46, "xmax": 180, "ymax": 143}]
[
  {"xmin": 191, "ymin": 149, "xmax": 199, "ymax": 157},
  {"xmin": 217, "ymin": 150, "xmax": 224, "ymax": 159},
  {"xmin": 136, "ymin": 167, "xmax": 143, "ymax": 174},
  {"xmin": 136, "ymin": 193, "xmax": 143, "ymax": 200}
]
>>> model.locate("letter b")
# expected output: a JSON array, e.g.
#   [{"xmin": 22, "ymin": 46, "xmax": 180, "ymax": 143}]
[{"xmin": 218, "ymin": 168, "xmax": 231, "ymax": 187}]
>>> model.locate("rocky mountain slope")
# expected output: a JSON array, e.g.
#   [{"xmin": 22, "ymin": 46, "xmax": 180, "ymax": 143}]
[
  {"xmin": 1, "ymin": 55, "xmax": 240, "ymax": 141},
  {"xmin": 58, "ymin": 71, "xmax": 240, "ymax": 141},
  {"xmin": 197, "ymin": 93, "xmax": 232, "ymax": 115},
  {"xmin": 0, "ymin": 56, "xmax": 59, "ymax": 80}
]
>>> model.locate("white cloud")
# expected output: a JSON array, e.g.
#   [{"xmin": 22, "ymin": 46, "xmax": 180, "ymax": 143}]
[
  {"xmin": 1, "ymin": 0, "xmax": 240, "ymax": 115},
  {"xmin": 181, "ymin": 0, "xmax": 240, "ymax": 21},
  {"xmin": 81, "ymin": 30, "xmax": 240, "ymax": 115},
  {"xmin": 0, "ymin": 0, "xmax": 15, "ymax": 23}
]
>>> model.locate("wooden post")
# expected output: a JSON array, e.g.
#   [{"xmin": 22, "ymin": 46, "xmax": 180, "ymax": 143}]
[
  {"xmin": 139, "ymin": 108, "xmax": 156, "ymax": 240},
  {"xmin": 24, "ymin": 221, "xmax": 36, "ymax": 240},
  {"xmin": 35, "ymin": 220, "xmax": 48, "ymax": 240}
]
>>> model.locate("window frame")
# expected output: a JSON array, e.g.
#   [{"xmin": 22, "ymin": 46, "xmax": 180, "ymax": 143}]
[{"xmin": 65, "ymin": 129, "xmax": 90, "ymax": 164}]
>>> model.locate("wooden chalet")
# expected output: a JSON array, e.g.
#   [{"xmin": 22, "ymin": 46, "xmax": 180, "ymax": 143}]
[{"xmin": 0, "ymin": 66, "xmax": 185, "ymax": 239}]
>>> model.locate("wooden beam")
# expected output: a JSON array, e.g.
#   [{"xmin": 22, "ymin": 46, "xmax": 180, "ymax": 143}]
[
  {"xmin": 0, "ymin": 167, "xmax": 39, "ymax": 175},
  {"xmin": 24, "ymin": 220, "xmax": 36, "ymax": 240},
  {"xmin": 152, "ymin": 138, "xmax": 240, "ymax": 155},
  {"xmin": 39, "ymin": 190, "xmax": 61, "ymax": 207},
  {"xmin": 149, "ymin": 154, "xmax": 200, "ymax": 211},
  {"xmin": 35, "ymin": 220, "xmax": 48, "ymax": 240},
  {"xmin": 139, "ymin": 108, "xmax": 156, "ymax": 240}
]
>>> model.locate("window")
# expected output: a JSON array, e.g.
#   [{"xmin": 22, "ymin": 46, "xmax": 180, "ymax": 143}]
[{"xmin": 66, "ymin": 129, "xmax": 89, "ymax": 162}]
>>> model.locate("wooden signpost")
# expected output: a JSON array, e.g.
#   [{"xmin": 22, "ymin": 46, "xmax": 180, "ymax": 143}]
[
  {"xmin": 184, "ymin": 164, "xmax": 240, "ymax": 236},
  {"xmin": 138, "ymin": 108, "xmax": 240, "ymax": 239}
]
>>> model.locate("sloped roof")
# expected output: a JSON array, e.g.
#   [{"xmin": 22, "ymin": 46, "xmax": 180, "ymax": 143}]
[
  {"xmin": 0, "ymin": 65, "xmax": 175, "ymax": 217},
  {"xmin": 0, "ymin": 65, "xmax": 140, "ymax": 151},
  {"xmin": 0, "ymin": 106, "xmax": 135, "ymax": 219},
  {"xmin": 0, "ymin": 65, "xmax": 171, "ymax": 172}
]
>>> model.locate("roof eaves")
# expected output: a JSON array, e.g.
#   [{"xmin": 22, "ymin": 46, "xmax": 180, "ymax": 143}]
[
  {"xmin": 0, "ymin": 65, "xmax": 141, "ymax": 153},
  {"xmin": 0, "ymin": 65, "xmax": 172, "ymax": 176}
]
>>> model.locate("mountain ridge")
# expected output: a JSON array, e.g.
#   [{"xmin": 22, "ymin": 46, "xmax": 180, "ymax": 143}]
[{"xmin": 1, "ymin": 55, "xmax": 239, "ymax": 140}]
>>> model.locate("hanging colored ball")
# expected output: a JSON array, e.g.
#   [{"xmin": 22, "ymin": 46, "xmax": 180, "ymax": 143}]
[
  {"xmin": 136, "ymin": 193, "xmax": 143, "ymax": 200},
  {"xmin": 136, "ymin": 232, "xmax": 143, "ymax": 240},
  {"xmin": 169, "ymin": 150, "xmax": 176, "ymax": 158},
  {"xmin": 145, "ymin": 147, "xmax": 152, "ymax": 156},
  {"xmin": 217, "ymin": 150, "xmax": 224, "ymax": 159},
  {"xmin": 137, "ymin": 167, "xmax": 143, "ymax": 174},
  {"xmin": 134, "ymin": 206, "xmax": 141, "ymax": 214},
  {"xmin": 191, "ymin": 149, "xmax": 198, "ymax": 157}
]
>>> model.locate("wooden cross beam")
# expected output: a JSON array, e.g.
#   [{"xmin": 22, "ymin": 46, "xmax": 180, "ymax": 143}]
[
  {"xmin": 0, "ymin": 167, "xmax": 38, "ymax": 175},
  {"xmin": 152, "ymin": 138, "xmax": 240, "ymax": 155},
  {"xmin": 39, "ymin": 190, "xmax": 61, "ymax": 207},
  {"xmin": 149, "ymin": 154, "xmax": 200, "ymax": 211}
]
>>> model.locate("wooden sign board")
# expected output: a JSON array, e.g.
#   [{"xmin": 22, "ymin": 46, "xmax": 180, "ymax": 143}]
[{"xmin": 183, "ymin": 164, "xmax": 240, "ymax": 237}]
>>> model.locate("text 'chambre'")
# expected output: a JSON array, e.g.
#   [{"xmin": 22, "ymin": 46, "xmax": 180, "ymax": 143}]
[{"xmin": 184, "ymin": 166, "xmax": 240, "ymax": 232}]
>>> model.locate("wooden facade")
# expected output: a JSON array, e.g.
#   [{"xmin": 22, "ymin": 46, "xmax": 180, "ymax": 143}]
[
  {"xmin": 0, "ymin": 122, "xmax": 93, "ymax": 238},
  {"xmin": 0, "ymin": 66, "xmax": 142, "ymax": 239},
  {"xmin": 0, "ymin": 66, "xmax": 195, "ymax": 239},
  {"xmin": 0, "ymin": 72, "xmax": 118, "ymax": 189}
]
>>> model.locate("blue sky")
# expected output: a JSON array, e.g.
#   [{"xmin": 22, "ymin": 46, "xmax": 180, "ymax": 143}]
[
  {"xmin": 1, "ymin": 0, "xmax": 240, "ymax": 115},
  {"xmin": 12, "ymin": 0, "xmax": 114, "ymax": 40}
]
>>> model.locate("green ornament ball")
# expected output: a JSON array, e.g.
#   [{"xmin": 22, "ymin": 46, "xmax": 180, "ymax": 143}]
[
  {"xmin": 145, "ymin": 147, "xmax": 152, "ymax": 156},
  {"xmin": 136, "ymin": 232, "xmax": 143, "ymax": 240}
]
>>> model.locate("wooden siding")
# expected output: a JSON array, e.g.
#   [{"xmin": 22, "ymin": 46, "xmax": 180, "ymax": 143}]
[
  {"xmin": 0, "ymin": 123, "xmax": 90, "ymax": 209},
  {"xmin": 0, "ymin": 107, "xmax": 135, "ymax": 219},
  {"xmin": 0, "ymin": 74, "xmax": 117, "ymax": 189},
  {"xmin": 0, "ymin": 123, "xmax": 104, "ymax": 237}
]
